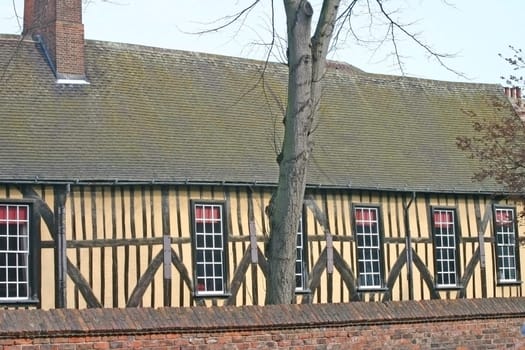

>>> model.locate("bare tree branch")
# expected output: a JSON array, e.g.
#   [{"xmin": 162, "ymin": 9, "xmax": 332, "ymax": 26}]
[
  {"xmin": 374, "ymin": 0, "xmax": 465, "ymax": 78},
  {"xmin": 11, "ymin": 0, "xmax": 22, "ymax": 31},
  {"xmin": 188, "ymin": 0, "xmax": 262, "ymax": 35}
]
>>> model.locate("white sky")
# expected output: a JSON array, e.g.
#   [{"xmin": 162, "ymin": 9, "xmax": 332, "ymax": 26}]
[{"xmin": 0, "ymin": 0, "xmax": 523, "ymax": 85}]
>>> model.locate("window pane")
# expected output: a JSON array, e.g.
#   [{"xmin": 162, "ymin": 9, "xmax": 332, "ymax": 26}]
[
  {"xmin": 205, "ymin": 235, "xmax": 213, "ymax": 247},
  {"xmin": 196, "ymin": 223, "xmax": 204, "ymax": 233},
  {"xmin": 433, "ymin": 209, "xmax": 457, "ymax": 287},
  {"xmin": 295, "ymin": 215, "xmax": 307, "ymax": 291},
  {"xmin": 214, "ymin": 235, "xmax": 222, "ymax": 248},
  {"xmin": 196, "ymin": 235, "xmax": 204, "ymax": 248},
  {"xmin": 213, "ymin": 263, "xmax": 221, "ymax": 275},
  {"xmin": 215, "ymin": 279, "xmax": 223, "ymax": 292},
  {"xmin": 193, "ymin": 203, "xmax": 226, "ymax": 294},
  {"xmin": 354, "ymin": 207, "xmax": 382, "ymax": 288},
  {"xmin": 0, "ymin": 204, "xmax": 30, "ymax": 301},
  {"xmin": 494, "ymin": 208, "xmax": 518, "ymax": 282}
]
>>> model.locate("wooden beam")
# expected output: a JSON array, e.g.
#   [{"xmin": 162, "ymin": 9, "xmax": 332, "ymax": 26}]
[
  {"xmin": 249, "ymin": 221, "xmax": 258, "ymax": 264},
  {"xmin": 20, "ymin": 186, "xmax": 101, "ymax": 308},
  {"xmin": 54, "ymin": 185, "xmax": 68, "ymax": 308},
  {"xmin": 225, "ymin": 248, "xmax": 251, "ymax": 306},
  {"xmin": 127, "ymin": 250, "xmax": 163, "ymax": 307},
  {"xmin": 163, "ymin": 236, "xmax": 172, "ymax": 307},
  {"xmin": 304, "ymin": 197, "xmax": 333, "ymax": 272},
  {"xmin": 474, "ymin": 200, "xmax": 493, "ymax": 298}
]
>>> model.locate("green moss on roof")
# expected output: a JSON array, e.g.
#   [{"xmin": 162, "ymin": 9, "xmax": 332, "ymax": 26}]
[{"xmin": 0, "ymin": 35, "xmax": 516, "ymax": 192}]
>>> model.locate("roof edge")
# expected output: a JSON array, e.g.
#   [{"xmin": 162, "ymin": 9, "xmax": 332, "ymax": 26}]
[{"xmin": 0, "ymin": 178, "xmax": 516, "ymax": 196}]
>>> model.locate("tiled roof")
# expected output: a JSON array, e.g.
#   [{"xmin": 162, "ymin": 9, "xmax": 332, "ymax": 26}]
[
  {"xmin": 0, "ymin": 298, "xmax": 524, "ymax": 338},
  {"xmin": 0, "ymin": 34, "xmax": 517, "ymax": 192}
]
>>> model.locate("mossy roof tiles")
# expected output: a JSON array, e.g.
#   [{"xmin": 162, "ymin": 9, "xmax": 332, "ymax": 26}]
[{"xmin": 0, "ymin": 34, "xmax": 516, "ymax": 193}]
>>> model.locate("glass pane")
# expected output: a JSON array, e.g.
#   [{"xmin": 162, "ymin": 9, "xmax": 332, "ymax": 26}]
[
  {"xmin": 196, "ymin": 222, "xmax": 204, "ymax": 233},
  {"xmin": 196, "ymin": 235, "xmax": 204, "ymax": 248},
  {"xmin": 214, "ymin": 263, "xmax": 222, "ymax": 277},
  {"xmin": 215, "ymin": 279, "xmax": 223, "ymax": 292},
  {"xmin": 18, "ymin": 283, "xmax": 28, "ymax": 298},
  {"xmin": 214, "ymin": 235, "xmax": 222, "ymax": 248},
  {"xmin": 205, "ymin": 250, "xmax": 212, "ymax": 262},
  {"xmin": 206, "ymin": 278, "xmax": 214, "ymax": 291},
  {"xmin": 8, "ymin": 237, "xmax": 17, "ymax": 251},
  {"xmin": 214, "ymin": 250, "xmax": 222, "ymax": 262},
  {"xmin": 296, "ymin": 275, "xmax": 303, "ymax": 288},
  {"xmin": 196, "ymin": 278, "xmax": 206, "ymax": 291},
  {"xmin": 196, "ymin": 264, "xmax": 204, "ymax": 277},
  {"xmin": 205, "ymin": 235, "xmax": 213, "ymax": 247}
]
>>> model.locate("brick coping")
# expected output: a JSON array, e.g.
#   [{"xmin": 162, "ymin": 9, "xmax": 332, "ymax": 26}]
[{"xmin": 1, "ymin": 298, "xmax": 524, "ymax": 339}]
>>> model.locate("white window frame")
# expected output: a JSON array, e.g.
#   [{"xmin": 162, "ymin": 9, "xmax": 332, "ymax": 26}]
[
  {"xmin": 295, "ymin": 214, "xmax": 308, "ymax": 292},
  {"xmin": 431, "ymin": 207, "xmax": 460, "ymax": 289},
  {"xmin": 191, "ymin": 201, "xmax": 228, "ymax": 297},
  {"xmin": 493, "ymin": 206, "xmax": 520, "ymax": 284},
  {"xmin": 0, "ymin": 203, "xmax": 32, "ymax": 303},
  {"xmin": 354, "ymin": 205, "xmax": 384, "ymax": 290}
]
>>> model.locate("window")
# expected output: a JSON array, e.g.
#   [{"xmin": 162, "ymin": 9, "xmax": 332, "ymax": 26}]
[
  {"xmin": 295, "ymin": 213, "xmax": 308, "ymax": 292},
  {"xmin": 493, "ymin": 206, "xmax": 520, "ymax": 283},
  {"xmin": 0, "ymin": 203, "xmax": 37, "ymax": 304},
  {"xmin": 431, "ymin": 207, "xmax": 460, "ymax": 288},
  {"xmin": 353, "ymin": 205, "xmax": 384, "ymax": 289},
  {"xmin": 191, "ymin": 201, "xmax": 228, "ymax": 296}
]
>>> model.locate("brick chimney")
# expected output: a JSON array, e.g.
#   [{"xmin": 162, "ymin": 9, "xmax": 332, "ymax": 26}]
[
  {"xmin": 23, "ymin": 0, "xmax": 86, "ymax": 82},
  {"xmin": 504, "ymin": 86, "xmax": 525, "ymax": 120}
]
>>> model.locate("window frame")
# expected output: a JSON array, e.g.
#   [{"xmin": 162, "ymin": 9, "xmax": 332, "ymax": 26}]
[
  {"xmin": 295, "ymin": 207, "xmax": 309, "ymax": 293},
  {"xmin": 190, "ymin": 200, "xmax": 229, "ymax": 298},
  {"xmin": 352, "ymin": 204, "xmax": 386, "ymax": 291},
  {"xmin": 0, "ymin": 200, "xmax": 40, "ymax": 305},
  {"xmin": 492, "ymin": 205, "xmax": 521, "ymax": 285},
  {"xmin": 430, "ymin": 206, "xmax": 461, "ymax": 290}
]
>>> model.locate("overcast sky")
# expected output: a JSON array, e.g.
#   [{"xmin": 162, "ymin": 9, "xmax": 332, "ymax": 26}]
[{"xmin": 0, "ymin": 1, "xmax": 523, "ymax": 85}]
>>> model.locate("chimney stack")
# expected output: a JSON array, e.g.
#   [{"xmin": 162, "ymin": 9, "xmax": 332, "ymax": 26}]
[
  {"xmin": 23, "ymin": 0, "xmax": 86, "ymax": 82},
  {"xmin": 504, "ymin": 86, "xmax": 525, "ymax": 121}
]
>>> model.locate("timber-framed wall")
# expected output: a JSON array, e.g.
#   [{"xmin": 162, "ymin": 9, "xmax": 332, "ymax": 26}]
[{"xmin": 0, "ymin": 183, "xmax": 523, "ymax": 309}]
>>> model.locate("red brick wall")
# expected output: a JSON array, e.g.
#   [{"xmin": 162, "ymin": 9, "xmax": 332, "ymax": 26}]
[
  {"xmin": 23, "ymin": 0, "xmax": 85, "ymax": 78},
  {"xmin": 1, "ymin": 298, "xmax": 525, "ymax": 349}
]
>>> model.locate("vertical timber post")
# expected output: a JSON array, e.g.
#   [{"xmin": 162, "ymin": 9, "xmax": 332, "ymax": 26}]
[
  {"xmin": 54, "ymin": 184, "xmax": 69, "ymax": 308},
  {"xmin": 404, "ymin": 192, "xmax": 416, "ymax": 301},
  {"xmin": 161, "ymin": 186, "xmax": 172, "ymax": 306},
  {"xmin": 475, "ymin": 200, "xmax": 490, "ymax": 299},
  {"xmin": 163, "ymin": 236, "xmax": 172, "ymax": 306},
  {"xmin": 248, "ymin": 190, "xmax": 259, "ymax": 304}
]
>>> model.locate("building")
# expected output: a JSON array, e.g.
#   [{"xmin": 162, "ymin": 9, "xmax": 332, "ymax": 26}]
[{"xmin": 0, "ymin": 0, "xmax": 523, "ymax": 309}]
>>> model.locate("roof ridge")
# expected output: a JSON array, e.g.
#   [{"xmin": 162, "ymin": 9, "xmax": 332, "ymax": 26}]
[
  {"xmin": 0, "ymin": 33, "xmax": 32, "ymax": 41},
  {"xmin": 84, "ymin": 38, "xmax": 286, "ymax": 68}
]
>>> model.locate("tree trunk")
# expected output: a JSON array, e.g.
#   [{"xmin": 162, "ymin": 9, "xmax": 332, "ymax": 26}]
[{"xmin": 265, "ymin": 0, "xmax": 340, "ymax": 305}]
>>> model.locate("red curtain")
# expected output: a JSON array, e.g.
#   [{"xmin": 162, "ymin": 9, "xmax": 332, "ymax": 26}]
[
  {"xmin": 195, "ymin": 206, "xmax": 221, "ymax": 223},
  {"xmin": 495, "ymin": 210, "xmax": 513, "ymax": 226},
  {"xmin": 355, "ymin": 208, "xmax": 376, "ymax": 226},
  {"xmin": 433, "ymin": 211, "xmax": 453, "ymax": 229},
  {"xmin": 0, "ymin": 205, "xmax": 28, "ymax": 224}
]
